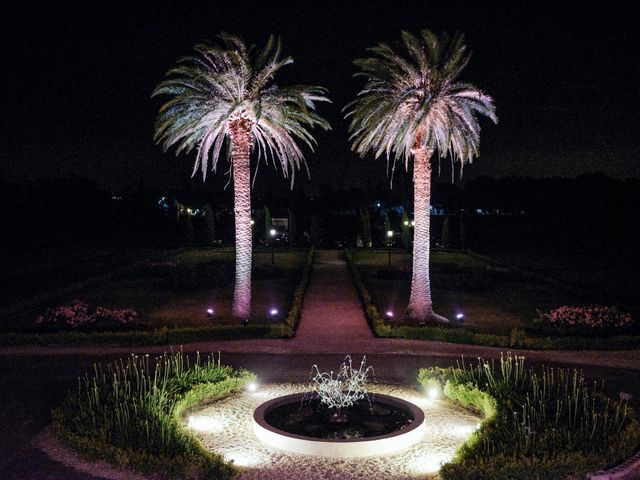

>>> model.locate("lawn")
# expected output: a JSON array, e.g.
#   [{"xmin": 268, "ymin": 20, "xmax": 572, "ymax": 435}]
[
  {"xmin": 351, "ymin": 250, "xmax": 596, "ymax": 335},
  {"xmin": 7, "ymin": 248, "xmax": 309, "ymax": 331}
]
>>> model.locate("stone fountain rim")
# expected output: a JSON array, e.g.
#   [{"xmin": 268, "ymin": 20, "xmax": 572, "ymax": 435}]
[{"xmin": 253, "ymin": 391, "xmax": 425, "ymax": 445}]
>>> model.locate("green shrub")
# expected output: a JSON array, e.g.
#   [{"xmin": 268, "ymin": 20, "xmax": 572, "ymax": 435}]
[
  {"xmin": 54, "ymin": 351, "xmax": 253, "ymax": 479},
  {"xmin": 418, "ymin": 354, "xmax": 640, "ymax": 479}
]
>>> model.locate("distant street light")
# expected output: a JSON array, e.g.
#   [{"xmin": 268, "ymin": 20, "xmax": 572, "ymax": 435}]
[
  {"xmin": 270, "ymin": 228, "xmax": 277, "ymax": 266},
  {"xmin": 387, "ymin": 230, "xmax": 394, "ymax": 269}
]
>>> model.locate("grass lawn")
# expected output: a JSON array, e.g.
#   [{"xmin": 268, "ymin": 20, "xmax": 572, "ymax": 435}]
[
  {"xmin": 351, "ymin": 250, "xmax": 596, "ymax": 335},
  {"xmin": 9, "ymin": 248, "xmax": 308, "ymax": 330}
]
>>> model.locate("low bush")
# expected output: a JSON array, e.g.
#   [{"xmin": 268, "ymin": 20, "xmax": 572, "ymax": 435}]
[
  {"xmin": 278, "ymin": 247, "xmax": 315, "ymax": 337},
  {"xmin": 35, "ymin": 301, "xmax": 137, "ymax": 330},
  {"xmin": 54, "ymin": 351, "xmax": 253, "ymax": 479},
  {"xmin": 418, "ymin": 354, "xmax": 640, "ymax": 480},
  {"xmin": 534, "ymin": 305, "xmax": 634, "ymax": 335}
]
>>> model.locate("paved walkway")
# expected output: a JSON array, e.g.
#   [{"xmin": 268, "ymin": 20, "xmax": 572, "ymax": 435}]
[{"xmin": 292, "ymin": 250, "xmax": 374, "ymax": 351}]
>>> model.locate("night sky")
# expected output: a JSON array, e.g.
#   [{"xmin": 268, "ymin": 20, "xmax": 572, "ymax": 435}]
[{"xmin": 2, "ymin": 0, "xmax": 639, "ymax": 192}]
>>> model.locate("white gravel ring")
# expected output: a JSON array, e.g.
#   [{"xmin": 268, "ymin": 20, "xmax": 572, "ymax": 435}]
[{"xmin": 186, "ymin": 383, "xmax": 482, "ymax": 480}]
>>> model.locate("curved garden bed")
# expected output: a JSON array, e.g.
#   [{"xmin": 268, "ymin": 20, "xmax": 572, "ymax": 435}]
[
  {"xmin": 52, "ymin": 351, "xmax": 254, "ymax": 480},
  {"xmin": 418, "ymin": 354, "xmax": 640, "ymax": 480}
]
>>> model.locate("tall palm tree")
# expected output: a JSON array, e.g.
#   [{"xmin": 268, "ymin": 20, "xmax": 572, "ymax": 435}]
[
  {"xmin": 346, "ymin": 29, "xmax": 497, "ymax": 323},
  {"xmin": 153, "ymin": 33, "xmax": 330, "ymax": 318}
]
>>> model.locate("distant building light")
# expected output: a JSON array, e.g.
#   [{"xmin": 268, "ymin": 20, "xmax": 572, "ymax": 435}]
[
  {"xmin": 404, "ymin": 220, "xmax": 409, "ymax": 226},
  {"xmin": 269, "ymin": 228, "xmax": 277, "ymax": 236}
]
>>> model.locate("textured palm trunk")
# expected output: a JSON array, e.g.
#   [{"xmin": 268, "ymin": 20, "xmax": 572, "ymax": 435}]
[
  {"xmin": 406, "ymin": 147, "xmax": 448, "ymax": 323},
  {"xmin": 230, "ymin": 120, "xmax": 253, "ymax": 318}
]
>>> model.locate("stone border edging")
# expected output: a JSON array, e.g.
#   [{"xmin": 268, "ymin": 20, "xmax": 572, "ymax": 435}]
[{"xmin": 252, "ymin": 392, "xmax": 426, "ymax": 457}]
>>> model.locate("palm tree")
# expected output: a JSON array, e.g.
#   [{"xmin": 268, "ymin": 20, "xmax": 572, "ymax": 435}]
[
  {"xmin": 153, "ymin": 33, "xmax": 330, "ymax": 318},
  {"xmin": 346, "ymin": 30, "xmax": 497, "ymax": 323}
]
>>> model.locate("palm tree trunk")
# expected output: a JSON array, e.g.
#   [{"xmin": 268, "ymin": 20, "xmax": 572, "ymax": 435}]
[
  {"xmin": 230, "ymin": 121, "xmax": 253, "ymax": 318},
  {"xmin": 406, "ymin": 147, "xmax": 448, "ymax": 323}
]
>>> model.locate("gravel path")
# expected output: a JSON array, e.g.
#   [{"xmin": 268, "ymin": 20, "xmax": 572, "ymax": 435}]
[{"xmin": 191, "ymin": 383, "xmax": 480, "ymax": 480}]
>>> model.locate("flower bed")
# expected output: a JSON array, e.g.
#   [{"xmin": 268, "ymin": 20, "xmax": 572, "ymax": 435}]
[
  {"xmin": 534, "ymin": 305, "xmax": 633, "ymax": 334},
  {"xmin": 53, "ymin": 351, "xmax": 253, "ymax": 479},
  {"xmin": 35, "ymin": 301, "xmax": 137, "ymax": 329},
  {"xmin": 418, "ymin": 355, "xmax": 640, "ymax": 480}
]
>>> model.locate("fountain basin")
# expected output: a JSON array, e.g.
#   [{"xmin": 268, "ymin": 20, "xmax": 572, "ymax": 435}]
[{"xmin": 253, "ymin": 392, "xmax": 426, "ymax": 457}]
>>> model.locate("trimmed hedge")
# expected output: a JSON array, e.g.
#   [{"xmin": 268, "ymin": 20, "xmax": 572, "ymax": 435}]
[
  {"xmin": 419, "ymin": 355, "xmax": 640, "ymax": 480},
  {"xmin": 0, "ymin": 247, "xmax": 315, "ymax": 346},
  {"xmin": 53, "ymin": 351, "xmax": 253, "ymax": 480},
  {"xmin": 278, "ymin": 246, "xmax": 315, "ymax": 338},
  {"xmin": 345, "ymin": 251, "xmax": 640, "ymax": 350}
]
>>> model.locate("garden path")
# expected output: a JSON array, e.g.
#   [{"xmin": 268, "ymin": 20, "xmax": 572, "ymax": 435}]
[{"xmin": 290, "ymin": 249, "xmax": 374, "ymax": 351}]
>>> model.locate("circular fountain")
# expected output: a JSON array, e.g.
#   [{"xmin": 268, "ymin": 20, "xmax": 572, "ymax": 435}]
[
  {"xmin": 253, "ymin": 391, "xmax": 426, "ymax": 457},
  {"xmin": 252, "ymin": 356, "xmax": 427, "ymax": 457}
]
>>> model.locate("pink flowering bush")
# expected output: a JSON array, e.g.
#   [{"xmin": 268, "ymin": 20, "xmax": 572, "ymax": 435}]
[
  {"xmin": 36, "ymin": 301, "xmax": 137, "ymax": 329},
  {"xmin": 93, "ymin": 306, "xmax": 137, "ymax": 325},
  {"xmin": 36, "ymin": 301, "xmax": 92, "ymax": 328},
  {"xmin": 535, "ymin": 305, "xmax": 633, "ymax": 332}
]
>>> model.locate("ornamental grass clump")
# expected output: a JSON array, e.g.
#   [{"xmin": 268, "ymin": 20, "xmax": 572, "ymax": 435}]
[
  {"xmin": 54, "ymin": 351, "xmax": 252, "ymax": 479},
  {"xmin": 419, "ymin": 354, "xmax": 640, "ymax": 480}
]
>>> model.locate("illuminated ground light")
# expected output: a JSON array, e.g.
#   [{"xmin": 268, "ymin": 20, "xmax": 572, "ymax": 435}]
[
  {"xmin": 246, "ymin": 382, "xmax": 258, "ymax": 392},
  {"xmin": 206, "ymin": 308, "xmax": 214, "ymax": 318},
  {"xmin": 427, "ymin": 386, "xmax": 440, "ymax": 399},
  {"xmin": 269, "ymin": 308, "xmax": 279, "ymax": 316},
  {"xmin": 456, "ymin": 312, "xmax": 465, "ymax": 320},
  {"xmin": 386, "ymin": 310, "xmax": 394, "ymax": 318},
  {"xmin": 189, "ymin": 383, "xmax": 481, "ymax": 479}
]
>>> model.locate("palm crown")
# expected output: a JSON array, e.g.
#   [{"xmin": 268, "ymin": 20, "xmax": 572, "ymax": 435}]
[
  {"xmin": 346, "ymin": 29, "xmax": 497, "ymax": 177},
  {"xmin": 152, "ymin": 33, "xmax": 330, "ymax": 182}
]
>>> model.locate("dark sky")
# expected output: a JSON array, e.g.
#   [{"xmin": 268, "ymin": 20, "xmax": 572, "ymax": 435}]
[{"xmin": 1, "ymin": 0, "xmax": 639, "ymax": 192}]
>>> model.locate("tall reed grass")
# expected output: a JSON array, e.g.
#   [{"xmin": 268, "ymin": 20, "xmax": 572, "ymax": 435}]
[
  {"xmin": 419, "ymin": 354, "xmax": 640, "ymax": 479},
  {"xmin": 54, "ymin": 351, "xmax": 252, "ymax": 479}
]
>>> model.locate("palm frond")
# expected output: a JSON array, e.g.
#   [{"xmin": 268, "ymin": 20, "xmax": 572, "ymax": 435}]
[
  {"xmin": 346, "ymin": 28, "xmax": 497, "ymax": 179},
  {"xmin": 152, "ymin": 34, "xmax": 331, "ymax": 182}
]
